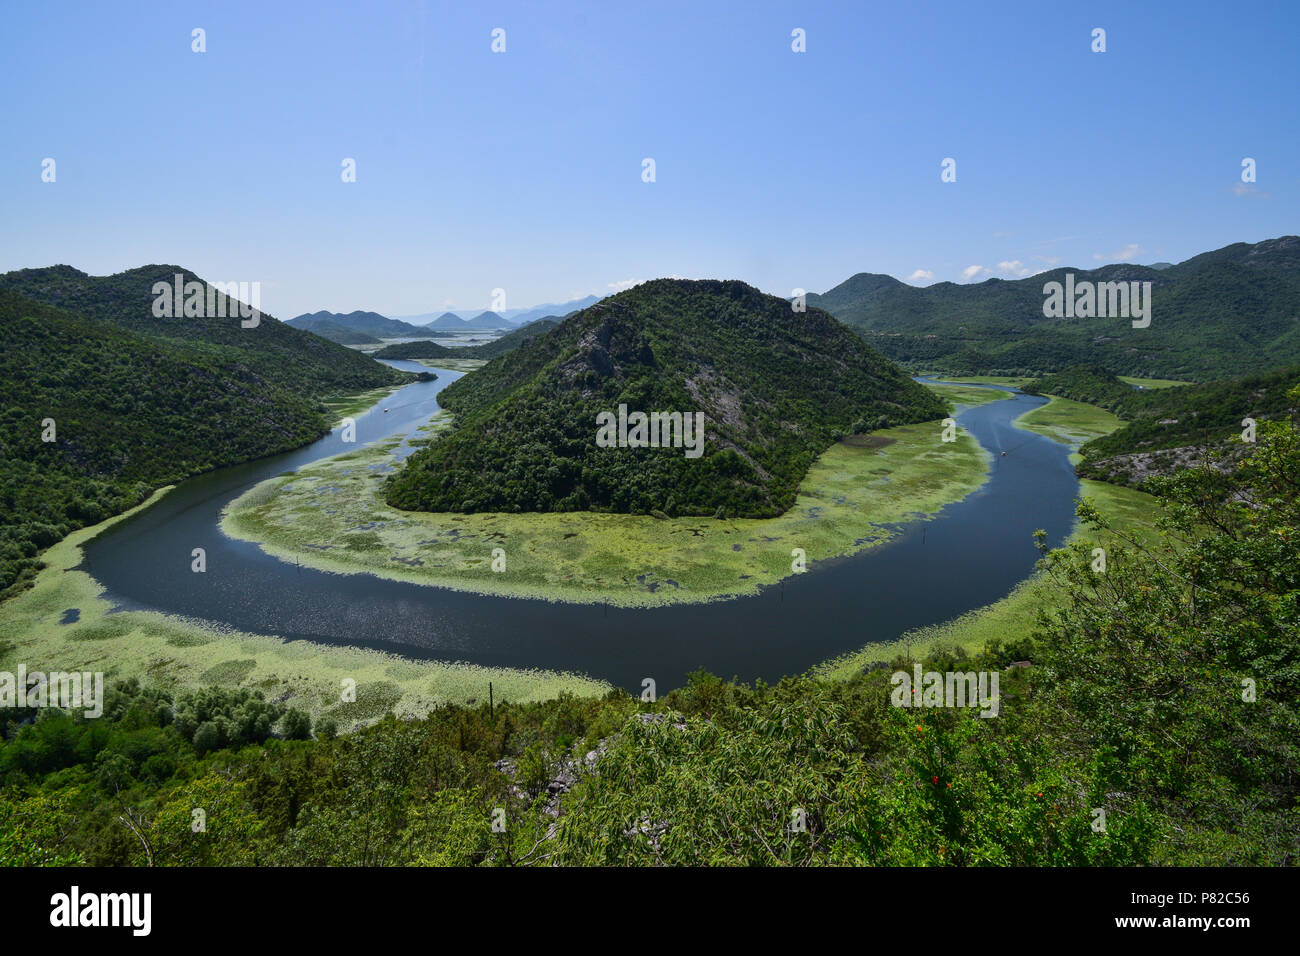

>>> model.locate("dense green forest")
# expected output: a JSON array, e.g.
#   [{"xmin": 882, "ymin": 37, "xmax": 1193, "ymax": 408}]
[
  {"xmin": 372, "ymin": 319, "xmax": 560, "ymax": 361},
  {"xmin": 0, "ymin": 266, "xmax": 405, "ymax": 398},
  {"xmin": 372, "ymin": 340, "xmax": 458, "ymax": 359},
  {"xmin": 0, "ymin": 274, "xmax": 408, "ymax": 597},
  {"xmin": 810, "ymin": 236, "xmax": 1300, "ymax": 380},
  {"xmin": 385, "ymin": 280, "xmax": 945, "ymax": 517},
  {"xmin": 4, "ymin": 396, "xmax": 1296, "ymax": 864},
  {"xmin": 1024, "ymin": 363, "xmax": 1300, "ymax": 485}
]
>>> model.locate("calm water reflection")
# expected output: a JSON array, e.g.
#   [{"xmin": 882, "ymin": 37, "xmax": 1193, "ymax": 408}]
[{"xmin": 82, "ymin": 368, "xmax": 1078, "ymax": 691}]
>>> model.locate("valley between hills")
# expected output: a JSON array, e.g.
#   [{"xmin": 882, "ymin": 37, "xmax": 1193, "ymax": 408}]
[
  {"xmin": 1, "ymin": 242, "xmax": 1296, "ymax": 866},
  {"xmin": 7, "ymin": 0, "xmax": 1300, "ymax": 877},
  {"xmin": 0, "ymin": 256, "xmax": 1282, "ymax": 716},
  {"xmin": 0, "ymin": 367, "xmax": 1151, "ymax": 727}
]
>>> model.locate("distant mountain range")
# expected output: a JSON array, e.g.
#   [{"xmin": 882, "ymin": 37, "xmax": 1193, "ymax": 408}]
[
  {"xmin": 503, "ymin": 295, "xmax": 603, "ymax": 326},
  {"xmin": 426, "ymin": 311, "xmax": 511, "ymax": 330},
  {"xmin": 373, "ymin": 319, "xmax": 562, "ymax": 361},
  {"xmin": 393, "ymin": 293, "xmax": 604, "ymax": 327},
  {"xmin": 806, "ymin": 236, "xmax": 1300, "ymax": 381},
  {"xmin": 287, "ymin": 296, "xmax": 600, "ymax": 343}
]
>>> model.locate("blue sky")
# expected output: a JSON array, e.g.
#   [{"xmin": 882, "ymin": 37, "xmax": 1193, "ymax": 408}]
[{"xmin": 3, "ymin": 0, "xmax": 1297, "ymax": 319}]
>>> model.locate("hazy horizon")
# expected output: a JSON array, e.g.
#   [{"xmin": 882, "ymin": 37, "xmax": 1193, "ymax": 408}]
[{"xmin": 4, "ymin": 0, "xmax": 1297, "ymax": 318}]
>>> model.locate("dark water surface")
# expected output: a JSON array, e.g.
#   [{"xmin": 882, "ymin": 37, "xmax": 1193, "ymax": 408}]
[{"xmin": 82, "ymin": 368, "xmax": 1078, "ymax": 692}]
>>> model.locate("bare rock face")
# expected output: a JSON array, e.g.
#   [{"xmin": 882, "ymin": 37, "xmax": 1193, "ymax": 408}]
[
  {"xmin": 561, "ymin": 309, "xmax": 656, "ymax": 387},
  {"xmin": 1081, "ymin": 442, "xmax": 1252, "ymax": 487}
]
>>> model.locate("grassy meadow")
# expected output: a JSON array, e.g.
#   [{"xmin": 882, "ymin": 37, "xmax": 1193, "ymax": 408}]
[
  {"xmin": 321, "ymin": 382, "xmax": 410, "ymax": 424},
  {"xmin": 927, "ymin": 374, "xmax": 1035, "ymax": 388},
  {"xmin": 1117, "ymin": 375, "xmax": 1194, "ymax": 390},
  {"xmin": 924, "ymin": 381, "xmax": 1014, "ymax": 407},
  {"xmin": 223, "ymin": 413, "xmax": 993, "ymax": 608},
  {"xmin": 1013, "ymin": 395, "xmax": 1124, "ymax": 462}
]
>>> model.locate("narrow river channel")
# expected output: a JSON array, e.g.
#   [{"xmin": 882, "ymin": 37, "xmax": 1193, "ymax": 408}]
[{"xmin": 81, "ymin": 367, "xmax": 1079, "ymax": 691}]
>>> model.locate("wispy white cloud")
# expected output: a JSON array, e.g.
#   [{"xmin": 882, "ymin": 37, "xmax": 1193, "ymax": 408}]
[
  {"xmin": 1231, "ymin": 182, "xmax": 1271, "ymax": 198},
  {"xmin": 961, "ymin": 265, "xmax": 990, "ymax": 281},
  {"xmin": 907, "ymin": 269, "xmax": 934, "ymax": 281},
  {"xmin": 603, "ymin": 276, "xmax": 696, "ymax": 294},
  {"xmin": 997, "ymin": 260, "xmax": 1032, "ymax": 277},
  {"xmin": 1092, "ymin": 243, "xmax": 1143, "ymax": 262}
]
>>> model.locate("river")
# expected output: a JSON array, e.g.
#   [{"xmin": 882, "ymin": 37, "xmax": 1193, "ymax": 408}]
[{"xmin": 81, "ymin": 366, "xmax": 1078, "ymax": 692}]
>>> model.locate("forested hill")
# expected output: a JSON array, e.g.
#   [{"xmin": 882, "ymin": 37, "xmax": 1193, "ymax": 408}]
[
  {"xmin": 0, "ymin": 273, "xmax": 409, "ymax": 597},
  {"xmin": 808, "ymin": 236, "xmax": 1300, "ymax": 380},
  {"xmin": 429, "ymin": 311, "xmax": 511, "ymax": 330},
  {"xmin": 1023, "ymin": 363, "xmax": 1300, "ymax": 486},
  {"xmin": 0, "ymin": 265, "xmax": 406, "ymax": 396},
  {"xmin": 384, "ymin": 279, "xmax": 945, "ymax": 517},
  {"xmin": 292, "ymin": 321, "xmax": 382, "ymax": 345},
  {"xmin": 286, "ymin": 310, "xmax": 427, "ymax": 340}
]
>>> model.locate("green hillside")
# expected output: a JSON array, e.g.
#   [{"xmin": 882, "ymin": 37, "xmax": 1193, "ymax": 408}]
[
  {"xmin": 809, "ymin": 236, "xmax": 1300, "ymax": 380},
  {"xmin": 0, "ymin": 272, "xmax": 409, "ymax": 597},
  {"xmin": 294, "ymin": 321, "xmax": 382, "ymax": 345},
  {"xmin": 372, "ymin": 340, "xmax": 458, "ymax": 359},
  {"xmin": 1023, "ymin": 363, "xmax": 1300, "ymax": 486},
  {"xmin": 286, "ymin": 309, "xmax": 427, "ymax": 340},
  {"xmin": 429, "ymin": 311, "xmax": 511, "ymax": 330},
  {"xmin": 385, "ymin": 279, "xmax": 945, "ymax": 517},
  {"xmin": 0, "ymin": 266, "xmax": 405, "ymax": 396}
]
